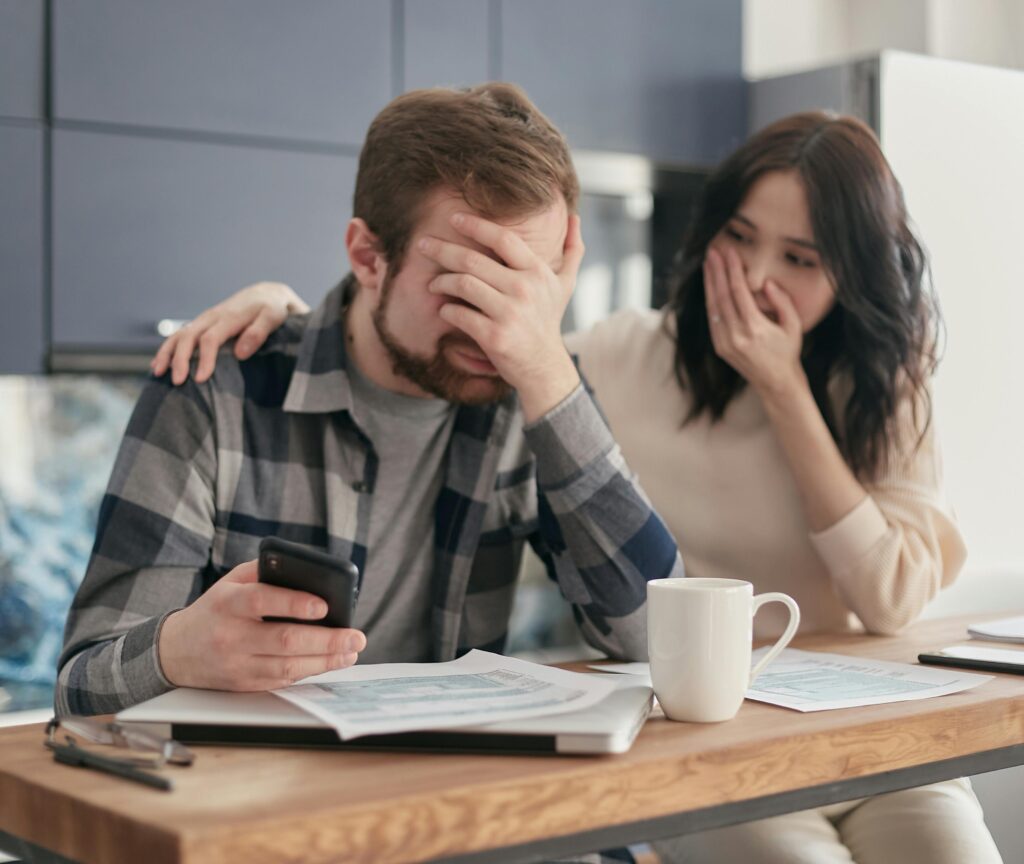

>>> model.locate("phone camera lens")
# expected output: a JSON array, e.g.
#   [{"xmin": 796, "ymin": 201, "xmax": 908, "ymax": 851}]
[{"xmin": 268, "ymin": 556, "xmax": 279, "ymax": 570}]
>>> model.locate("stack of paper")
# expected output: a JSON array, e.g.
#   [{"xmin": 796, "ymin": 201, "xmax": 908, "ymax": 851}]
[
  {"xmin": 968, "ymin": 616, "xmax": 1024, "ymax": 644},
  {"xmin": 275, "ymin": 650, "xmax": 616, "ymax": 740}
]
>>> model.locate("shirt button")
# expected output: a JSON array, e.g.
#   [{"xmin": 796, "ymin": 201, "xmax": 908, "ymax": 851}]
[{"xmin": 351, "ymin": 481, "xmax": 368, "ymax": 493}]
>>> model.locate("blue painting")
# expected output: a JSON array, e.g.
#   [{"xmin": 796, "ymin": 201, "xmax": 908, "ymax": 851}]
[{"xmin": 0, "ymin": 375, "xmax": 144, "ymax": 711}]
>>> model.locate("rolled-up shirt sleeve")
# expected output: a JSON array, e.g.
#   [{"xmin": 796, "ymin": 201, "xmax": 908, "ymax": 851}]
[{"xmin": 524, "ymin": 378, "xmax": 686, "ymax": 661}]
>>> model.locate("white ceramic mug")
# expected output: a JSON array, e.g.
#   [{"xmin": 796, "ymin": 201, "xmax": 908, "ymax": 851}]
[{"xmin": 647, "ymin": 577, "xmax": 800, "ymax": 723}]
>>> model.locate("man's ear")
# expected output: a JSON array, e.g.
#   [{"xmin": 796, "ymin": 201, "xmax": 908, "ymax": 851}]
[{"xmin": 346, "ymin": 218, "xmax": 387, "ymax": 295}]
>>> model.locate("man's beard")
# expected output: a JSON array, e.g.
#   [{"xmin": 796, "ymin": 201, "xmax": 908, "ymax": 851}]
[{"xmin": 371, "ymin": 277, "xmax": 512, "ymax": 406}]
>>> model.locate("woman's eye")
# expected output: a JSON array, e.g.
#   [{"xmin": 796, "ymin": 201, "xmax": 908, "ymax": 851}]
[
  {"xmin": 725, "ymin": 227, "xmax": 748, "ymax": 243},
  {"xmin": 785, "ymin": 252, "xmax": 816, "ymax": 269}
]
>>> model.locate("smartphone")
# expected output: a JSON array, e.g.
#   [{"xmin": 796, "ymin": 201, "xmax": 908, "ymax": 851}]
[
  {"xmin": 918, "ymin": 644, "xmax": 1024, "ymax": 676},
  {"xmin": 257, "ymin": 536, "xmax": 359, "ymax": 629}
]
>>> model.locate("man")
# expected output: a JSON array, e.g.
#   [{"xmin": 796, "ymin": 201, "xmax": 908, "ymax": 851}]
[{"xmin": 57, "ymin": 83, "xmax": 684, "ymax": 715}]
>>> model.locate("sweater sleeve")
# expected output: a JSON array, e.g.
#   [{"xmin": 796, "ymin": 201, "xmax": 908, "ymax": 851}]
[{"xmin": 808, "ymin": 396, "xmax": 966, "ymax": 635}]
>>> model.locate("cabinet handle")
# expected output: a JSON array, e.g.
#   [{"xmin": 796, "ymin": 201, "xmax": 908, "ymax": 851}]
[{"xmin": 156, "ymin": 319, "xmax": 189, "ymax": 337}]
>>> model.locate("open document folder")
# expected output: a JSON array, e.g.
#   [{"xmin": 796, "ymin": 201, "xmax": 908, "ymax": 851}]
[{"xmin": 117, "ymin": 651, "xmax": 654, "ymax": 755}]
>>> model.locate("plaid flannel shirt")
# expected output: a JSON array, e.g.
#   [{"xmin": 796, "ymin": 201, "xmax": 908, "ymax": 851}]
[{"xmin": 57, "ymin": 282, "xmax": 684, "ymax": 716}]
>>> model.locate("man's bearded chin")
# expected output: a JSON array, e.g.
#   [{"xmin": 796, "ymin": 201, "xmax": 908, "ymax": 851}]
[{"xmin": 372, "ymin": 297, "xmax": 511, "ymax": 406}]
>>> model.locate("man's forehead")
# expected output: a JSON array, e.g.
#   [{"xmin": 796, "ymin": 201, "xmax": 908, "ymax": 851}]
[{"xmin": 417, "ymin": 190, "xmax": 567, "ymax": 266}]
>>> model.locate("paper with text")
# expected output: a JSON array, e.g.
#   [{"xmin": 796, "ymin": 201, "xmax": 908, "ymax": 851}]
[
  {"xmin": 744, "ymin": 648, "xmax": 992, "ymax": 711},
  {"xmin": 273, "ymin": 650, "xmax": 615, "ymax": 740},
  {"xmin": 590, "ymin": 649, "xmax": 991, "ymax": 713}
]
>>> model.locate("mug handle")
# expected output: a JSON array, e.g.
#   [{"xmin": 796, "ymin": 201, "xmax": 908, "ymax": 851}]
[{"xmin": 748, "ymin": 592, "xmax": 801, "ymax": 686}]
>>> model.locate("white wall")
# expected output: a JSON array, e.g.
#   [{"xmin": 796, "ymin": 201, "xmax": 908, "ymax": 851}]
[
  {"xmin": 929, "ymin": 0, "xmax": 1024, "ymax": 69},
  {"xmin": 743, "ymin": 0, "xmax": 849, "ymax": 77},
  {"xmin": 744, "ymin": 0, "xmax": 1024, "ymax": 77},
  {"xmin": 847, "ymin": 0, "xmax": 930, "ymax": 56}
]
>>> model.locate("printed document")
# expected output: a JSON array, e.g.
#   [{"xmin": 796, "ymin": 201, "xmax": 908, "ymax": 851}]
[
  {"xmin": 274, "ymin": 650, "xmax": 614, "ymax": 740},
  {"xmin": 591, "ymin": 649, "xmax": 990, "ymax": 712},
  {"xmin": 744, "ymin": 648, "xmax": 991, "ymax": 712}
]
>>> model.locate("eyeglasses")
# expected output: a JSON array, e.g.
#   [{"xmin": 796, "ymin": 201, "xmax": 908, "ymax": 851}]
[
  {"xmin": 46, "ymin": 716, "xmax": 194, "ymax": 766},
  {"xmin": 45, "ymin": 716, "xmax": 194, "ymax": 791}
]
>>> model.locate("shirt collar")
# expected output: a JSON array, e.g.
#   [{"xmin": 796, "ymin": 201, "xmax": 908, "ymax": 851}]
[{"xmin": 282, "ymin": 276, "xmax": 358, "ymax": 415}]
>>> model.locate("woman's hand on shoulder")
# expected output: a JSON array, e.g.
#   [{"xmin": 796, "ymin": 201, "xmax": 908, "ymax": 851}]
[
  {"xmin": 704, "ymin": 246, "xmax": 805, "ymax": 400},
  {"xmin": 151, "ymin": 282, "xmax": 309, "ymax": 386}
]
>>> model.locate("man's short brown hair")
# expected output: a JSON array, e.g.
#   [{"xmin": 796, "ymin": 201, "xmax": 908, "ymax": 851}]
[{"xmin": 353, "ymin": 82, "xmax": 579, "ymax": 267}]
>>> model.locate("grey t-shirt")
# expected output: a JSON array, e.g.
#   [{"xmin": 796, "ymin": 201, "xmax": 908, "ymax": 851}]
[{"xmin": 346, "ymin": 363, "xmax": 456, "ymax": 663}]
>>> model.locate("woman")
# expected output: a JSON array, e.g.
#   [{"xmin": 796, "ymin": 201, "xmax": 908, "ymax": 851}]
[{"xmin": 152, "ymin": 112, "xmax": 1001, "ymax": 863}]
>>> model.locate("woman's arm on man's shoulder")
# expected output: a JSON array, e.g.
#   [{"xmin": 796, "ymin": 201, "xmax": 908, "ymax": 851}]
[{"xmin": 151, "ymin": 282, "xmax": 307, "ymax": 385}]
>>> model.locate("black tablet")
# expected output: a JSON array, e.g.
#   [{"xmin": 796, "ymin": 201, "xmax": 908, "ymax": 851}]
[{"xmin": 918, "ymin": 645, "xmax": 1024, "ymax": 676}]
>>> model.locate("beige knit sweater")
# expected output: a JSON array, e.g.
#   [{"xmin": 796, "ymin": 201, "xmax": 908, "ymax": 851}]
[{"xmin": 568, "ymin": 308, "xmax": 966, "ymax": 638}]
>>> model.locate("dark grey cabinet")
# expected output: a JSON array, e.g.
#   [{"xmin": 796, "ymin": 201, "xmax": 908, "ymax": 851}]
[
  {"xmin": 0, "ymin": 0, "xmax": 749, "ymax": 372},
  {"xmin": 0, "ymin": 0, "xmax": 45, "ymax": 120},
  {"xmin": 0, "ymin": 122, "xmax": 45, "ymax": 373},
  {"xmin": 500, "ymin": 0, "xmax": 745, "ymax": 165},
  {"xmin": 403, "ymin": 0, "xmax": 492, "ymax": 91},
  {"xmin": 52, "ymin": 0, "xmax": 393, "ymax": 147},
  {"xmin": 52, "ymin": 128, "xmax": 356, "ymax": 351}
]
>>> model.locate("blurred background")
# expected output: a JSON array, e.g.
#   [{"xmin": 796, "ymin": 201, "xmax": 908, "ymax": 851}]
[{"xmin": 1, "ymin": 0, "xmax": 1022, "ymax": 857}]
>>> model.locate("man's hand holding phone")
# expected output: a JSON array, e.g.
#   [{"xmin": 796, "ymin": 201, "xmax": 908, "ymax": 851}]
[{"xmin": 158, "ymin": 559, "xmax": 365, "ymax": 691}]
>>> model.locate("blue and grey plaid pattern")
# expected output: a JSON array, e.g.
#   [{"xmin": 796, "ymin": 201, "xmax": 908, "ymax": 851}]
[{"xmin": 57, "ymin": 281, "xmax": 684, "ymax": 716}]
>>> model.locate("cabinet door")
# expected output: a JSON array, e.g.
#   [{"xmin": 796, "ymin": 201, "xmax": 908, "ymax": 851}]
[
  {"xmin": 0, "ymin": 122, "xmax": 45, "ymax": 373},
  {"xmin": 52, "ymin": 128, "xmax": 356, "ymax": 350},
  {"xmin": 0, "ymin": 0, "xmax": 45, "ymax": 120},
  {"xmin": 403, "ymin": 0, "xmax": 491, "ymax": 91},
  {"xmin": 52, "ymin": 0, "xmax": 392, "ymax": 147},
  {"xmin": 500, "ymin": 0, "xmax": 744, "ymax": 165}
]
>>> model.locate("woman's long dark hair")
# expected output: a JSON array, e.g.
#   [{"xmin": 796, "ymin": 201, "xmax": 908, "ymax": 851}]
[{"xmin": 667, "ymin": 112, "xmax": 940, "ymax": 480}]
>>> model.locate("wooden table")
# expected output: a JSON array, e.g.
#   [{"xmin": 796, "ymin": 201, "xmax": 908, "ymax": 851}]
[{"xmin": 1, "ymin": 615, "xmax": 1022, "ymax": 864}]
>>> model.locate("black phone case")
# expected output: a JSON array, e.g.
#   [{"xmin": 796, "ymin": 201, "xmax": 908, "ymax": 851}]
[
  {"xmin": 918, "ymin": 652, "xmax": 1024, "ymax": 676},
  {"xmin": 257, "ymin": 536, "xmax": 359, "ymax": 628}
]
